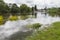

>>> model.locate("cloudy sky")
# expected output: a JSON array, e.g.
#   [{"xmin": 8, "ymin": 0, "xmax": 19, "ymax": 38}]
[{"xmin": 4, "ymin": 0, "xmax": 60, "ymax": 8}]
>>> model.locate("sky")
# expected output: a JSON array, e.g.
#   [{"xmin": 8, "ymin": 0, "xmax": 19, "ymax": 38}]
[{"xmin": 4, "ymin": 0, "xmax": 60, "ymax": 9}]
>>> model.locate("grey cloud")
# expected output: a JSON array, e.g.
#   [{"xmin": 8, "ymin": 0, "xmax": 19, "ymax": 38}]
[{"xmin": 4, "ymin": 0, "xmax": 60, "ymax": 8}]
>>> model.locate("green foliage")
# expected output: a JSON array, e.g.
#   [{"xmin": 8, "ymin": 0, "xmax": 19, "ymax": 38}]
[
  {"xmin": 10, "ymin": 4, "xmax": 19, "ymax": 15},
  {"xmin": 9, "ymin": 16, "xmax": 18, "ymax": 21},
  {"xmin": 0, "ymin": 16, "xmax": 4, "ymax": 25},
  {"xmin": 0, "ymin": 0, "xmax": 32, "ymax": 16},
  {"xmin": 26, "ymin": 22, "xmax": 60, "ymax": 40},
  {"xmin": 0, "ymin": 0, "xmax": 9, "ymax": 14},
  {"xmin": 32, "ymin": 23, "xmax": 41, "ymax": 29},
  {"xmin": 20, "ymin": 4, "xmax": 32, "ymax": 14},
  {"xmin": 48, "ymin": 7, "xmax": 60, "ymax": 16},
  {"xmin": 20, "ymin": 15, "xmax": 29, "ymax": 20},
  {"xmin": 26, "ymin": 23, "xmax": 41, "ymax": 29},
  {"xmin": 0, "ymin": 0, "xmax": 4, "ymax": 3}
]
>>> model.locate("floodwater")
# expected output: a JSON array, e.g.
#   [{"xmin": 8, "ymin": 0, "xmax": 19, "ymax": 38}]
[
  {"xmin": 0, "ymin": 12, "xmax": 60, "ymax": 40},
  {"xmin": 31, "ymin": 12, "xmax": 60, "ymax": 24}
]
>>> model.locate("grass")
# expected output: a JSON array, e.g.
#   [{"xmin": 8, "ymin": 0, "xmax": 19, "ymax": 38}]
[
  {"xmin": 0, "ymin": 16, "xmax": 4, "ymax": 25},
  {"xmin": 25, "ymin": 22, "xmax": 60, "ymax": 40},
  {"xmin": 20, "ymin": 15, "xmax": 29, "ymax": 20},
  {"xmin": 26, "ymin": 23, "xmax": 41, "ymax": 29},
  {"xmin": 9, "ymin": 16, "xmax": 18, "ymax": 21}
]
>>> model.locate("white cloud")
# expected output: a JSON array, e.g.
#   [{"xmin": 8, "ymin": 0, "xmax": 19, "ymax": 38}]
[
  {"xmin": 4, "ymin": 0, "xmax": 15, "ymax": 3},
  {"xmin": 4, "ymin": 0, "xmax": 60, "ymax": 8}
]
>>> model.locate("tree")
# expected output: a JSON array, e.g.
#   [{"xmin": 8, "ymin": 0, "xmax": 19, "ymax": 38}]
[
  {"xmin": 35, "ymin": 5, "xmax": 37, "ymax": 11},
  {"xmin": 0, "ymin": 0, "xmax": 4, "ymax": 3},
  {"xmin": 0, "ymin": 0, "xmax": 9, "ymax": 15},
  {"xmin": 10, "ymin": 4, "xmax": 19, "ymax": 15},
  {"xmin": 20, "ymin": 4, "xmax": 32, "ymax": 15},
  {"xmin": 32, "ymin": 7, "xmax": 34, "ymax": 15}
]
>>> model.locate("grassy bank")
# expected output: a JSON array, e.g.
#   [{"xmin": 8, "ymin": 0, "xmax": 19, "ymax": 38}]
[{"xmin": 26, "ymin": 22, "xmax": 60, "ymax": 40}]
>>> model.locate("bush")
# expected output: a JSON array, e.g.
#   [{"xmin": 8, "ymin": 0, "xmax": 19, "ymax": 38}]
[
  {"xmin": 26, "ymin": 23, "xmax": 41, "ymax": 29},
  {"xmin": 32, "ymin": 23, "xmax": 41, "ymax": 29},
  {"xmin": 9, "ymin": 16, "xmax": 18, "ymax": 21},
  {"xmin": 0, "ymin": 16, "xmax": 4, "ymax": 25}
]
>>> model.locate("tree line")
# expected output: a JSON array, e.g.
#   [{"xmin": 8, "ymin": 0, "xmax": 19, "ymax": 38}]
[
  {"xmin": 0, "ymin": 0, "xmax": 37, "ymax": 16},
  {"xmin": 47, "ymin": 7, "xmax": 60, "ymax": 16}
]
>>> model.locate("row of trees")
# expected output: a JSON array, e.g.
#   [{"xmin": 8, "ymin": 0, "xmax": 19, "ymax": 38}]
[
  {"xmin": 48, "ymin": 7, "xmax": 60, "ymax": 16},
  {"xmin": 0, "ymin": 0, "xmax": 9, "ymax": 13},
  {"xmin": 0, "ymin": 0, "xmax": 35, "ymax": 15},
  {"xmin": 0, "ymin": 0, "xmax": 37, "ymax": 16}
]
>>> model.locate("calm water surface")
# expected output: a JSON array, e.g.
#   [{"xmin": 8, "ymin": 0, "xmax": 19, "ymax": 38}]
[{"xmin": 0, "ymin": 12, "xmax": 60, "ymax": 40}]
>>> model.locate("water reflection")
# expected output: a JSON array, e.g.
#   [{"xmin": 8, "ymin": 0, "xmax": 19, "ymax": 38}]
[
  {"xmin": 0, "ymin": 12, "xmax": 60, "ymax": 40},
  {"xmin": 32, "ymin": 12, "xmax": 60, "ymax": 25}
]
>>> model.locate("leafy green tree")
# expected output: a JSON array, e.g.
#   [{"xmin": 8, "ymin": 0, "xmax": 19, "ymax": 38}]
[
  {"xmin": 0, "ymin": 0, "xmax": 9, "ymax": 15},
  {"xmin": 20, "ymin": 4, "xmax": 27, "ymax": 13},
  {"xmin": 10, "ymin": 4, "xmax": 19, "ymax": 15},
  {"xmin": 20, "ymin": 4, "xmax": 32, "ymax": 15},
  {"xmin": 0, "ymin": 0, "xmax": 4, "ymax": 3},
  {"xmin": 27, "ymin": 7, "xmax": 32, "ymax": 13},
  {"xmin": 0, "ymin": 0, "xmax": 32, "ymax": 16}
]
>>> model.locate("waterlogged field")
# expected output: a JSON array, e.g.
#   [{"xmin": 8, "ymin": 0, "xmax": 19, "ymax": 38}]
[
  {"xmin": 0, "ymin": 0, "xmax": 60, "ymax": 40},
  {"xmin": 0, "ymin": 12, "xmax": 60, "ymax": 40},
  {"xmin": 0, "ymin": 15, "xmax": 33, "ymax": 25},
  {"xmin": 26, "ymin": 22, "xmax": 60, "ymax": 40}
]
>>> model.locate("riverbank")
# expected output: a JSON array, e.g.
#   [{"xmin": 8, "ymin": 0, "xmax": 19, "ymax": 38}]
[
  {"xmin": 0, "ymin": 12, "xmax": 60, "ymax": 40},
  {"xmin": 26, "ymin": 22, "xmax": 60, "ymax": 40}
]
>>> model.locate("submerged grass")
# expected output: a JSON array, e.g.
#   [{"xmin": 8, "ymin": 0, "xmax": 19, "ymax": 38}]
[
  {"xmin": 19, "ymin": 15, "xmax": 30, "ymax": 20},
  {"xmin": 0, "ymin": 16, "xmax": 4, "ymax": 25},
  {"xmin": 9, "ymin": 16, "xmax": 18, "ymax": 21},
  {"xmin": 25, "ymin": 22, "xmax": 60, "ymax": 40},
  {"xmin": 19, "ymin": 14, "xmax": 36, "ymax": 20}
]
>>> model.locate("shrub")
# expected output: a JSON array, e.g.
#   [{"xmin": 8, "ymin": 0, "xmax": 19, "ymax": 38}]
[
  {"xmin": 0, "ymin": 16, "xmax": 4, "ymax": 25},
  {"xmin": 9, "ymin": 16, "xmax": 18, "ymax": 21},
  {"xmin": 26, "ymin": 23, "xmax": 41, "ymax": 29},
  {"xmin": 32, "ymin": 23, "xmax": 41, "ymax": 29}
]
